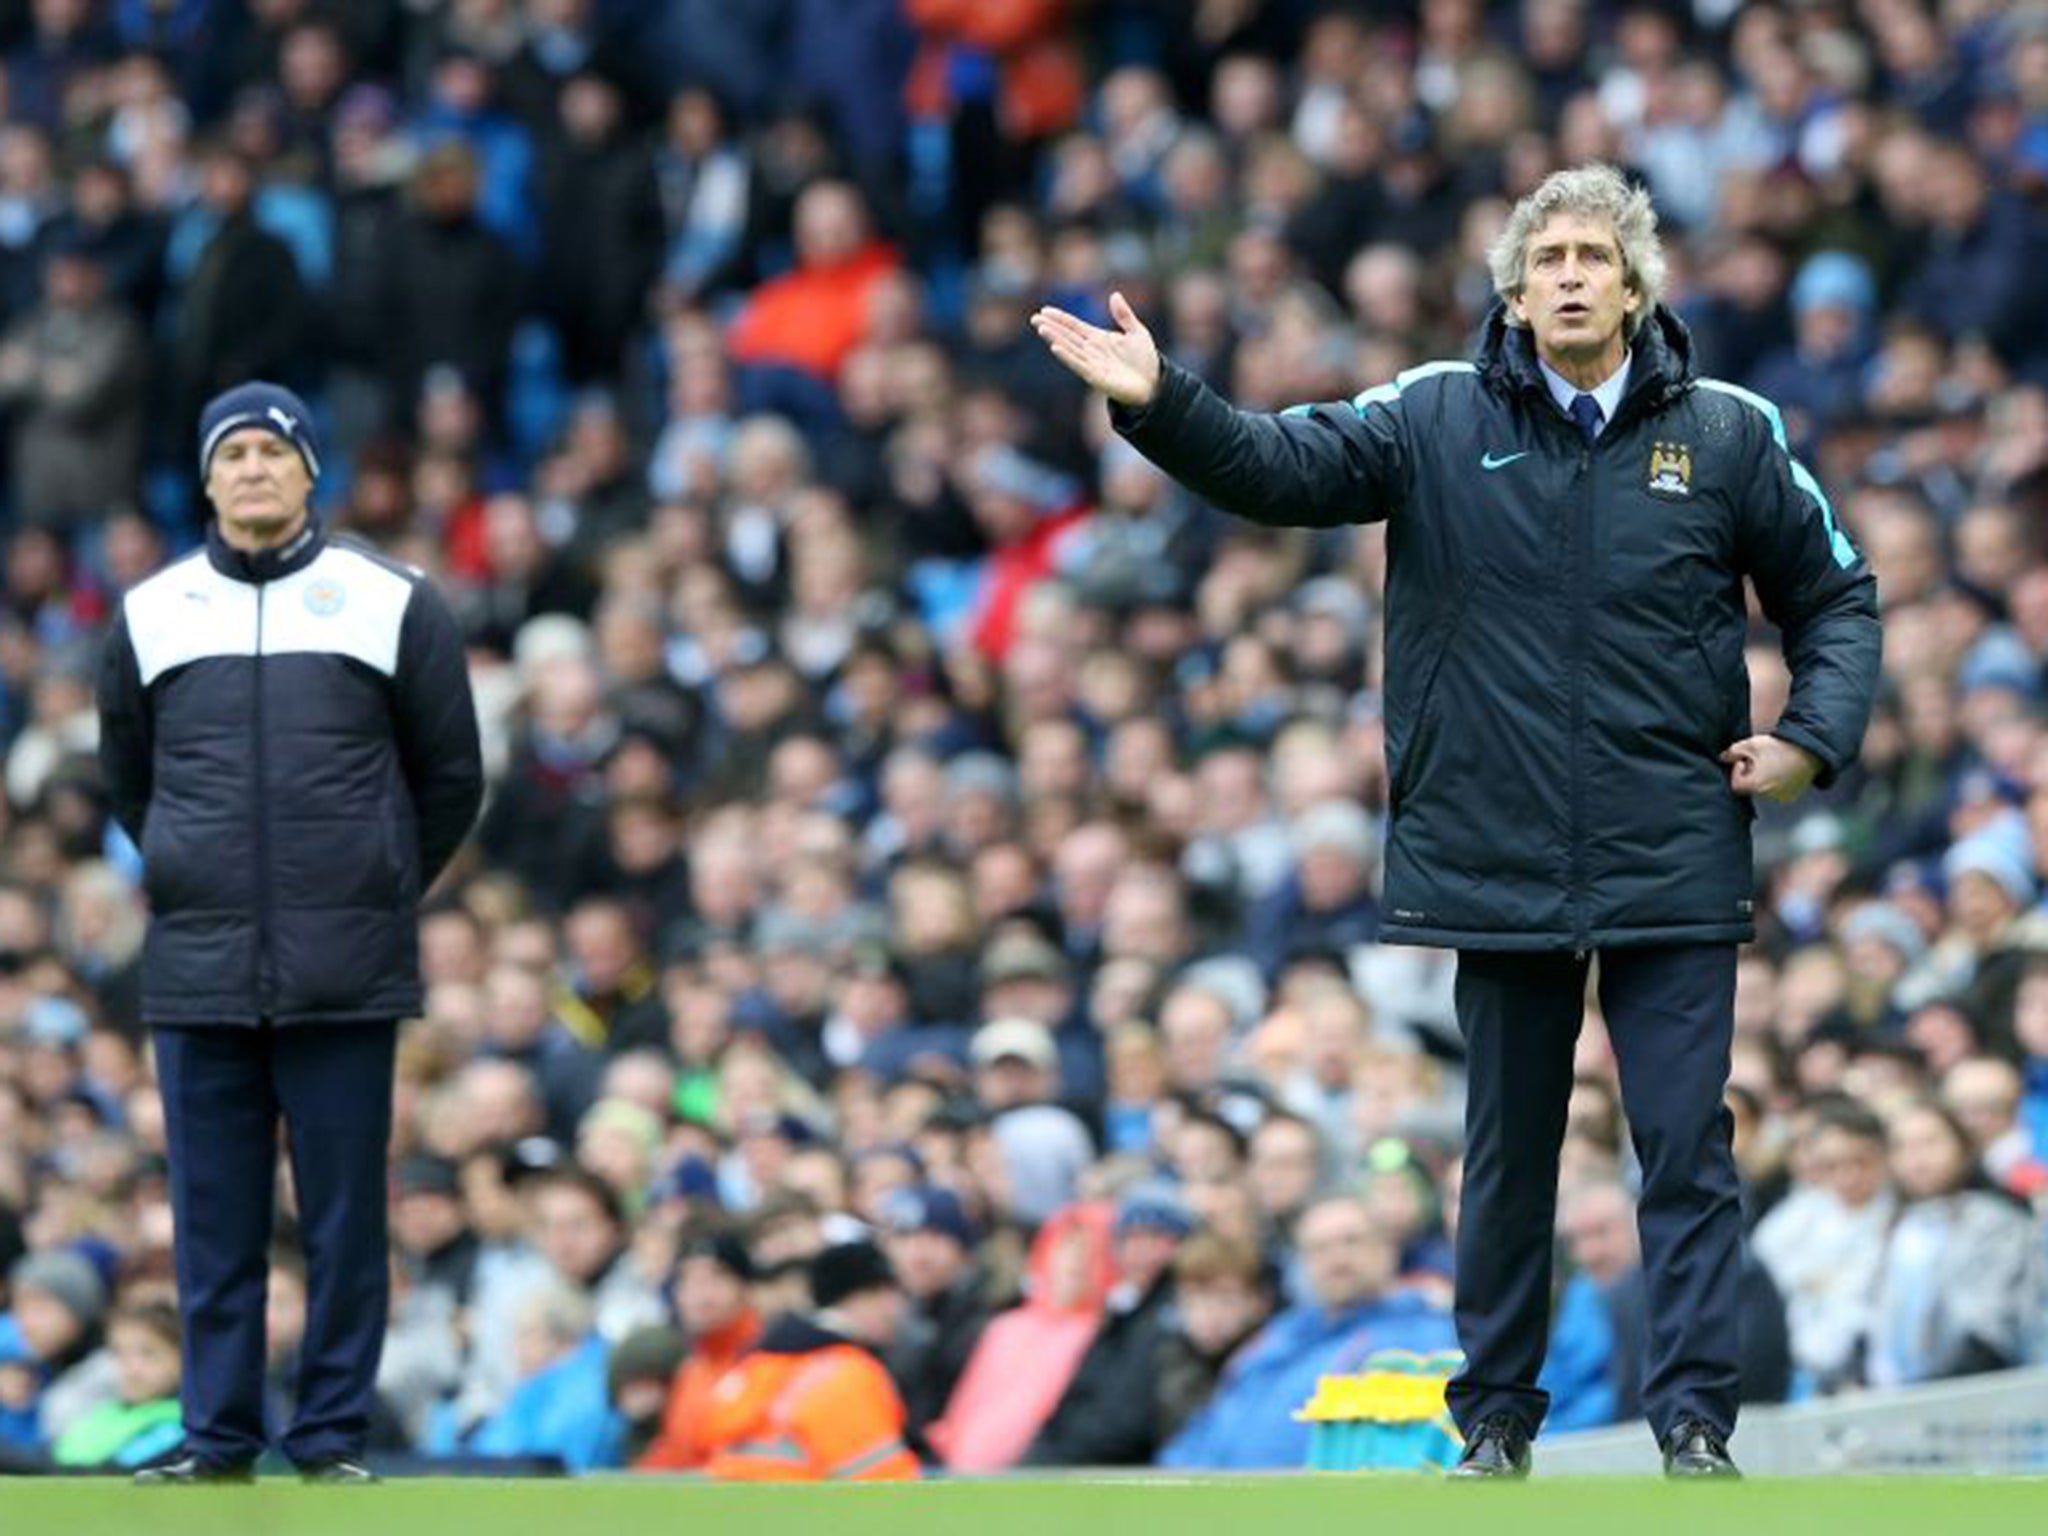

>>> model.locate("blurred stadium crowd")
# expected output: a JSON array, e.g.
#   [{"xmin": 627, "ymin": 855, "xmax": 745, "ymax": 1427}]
[{"xmin": 0, "ymin": 0, "xmax": 2046, "ymax": 1478}]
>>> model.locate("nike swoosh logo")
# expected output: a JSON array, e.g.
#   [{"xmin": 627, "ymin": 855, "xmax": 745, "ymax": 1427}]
[{"xmin": 1481, "ymin": 451, "xmax": 1531, "ymax": 470}]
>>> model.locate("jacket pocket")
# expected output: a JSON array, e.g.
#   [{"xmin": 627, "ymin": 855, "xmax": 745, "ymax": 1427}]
[
  {"xmin": 1389, "ymin": 575, "xmax": 1476, "ymax": 814},
  {"xmin": 1689, "ymin": 629, "xmax": 1734, "ymax": 745},
  {"xmin": 383, "ymin": 811, "xmax": 417, "ymax": 901},
  {"xmin": 1690, "ymin": 629, "xmax": 1756, "ymax": 823}
]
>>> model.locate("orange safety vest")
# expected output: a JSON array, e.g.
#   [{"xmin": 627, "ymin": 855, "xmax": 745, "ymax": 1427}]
[
  {"xmin": 635, "ymin": 1308, "xmax": 764, "ymax": 1472},
  {"xmin": 700, "ymin": 1337, "xmax": 921, "ymax": 1482}
]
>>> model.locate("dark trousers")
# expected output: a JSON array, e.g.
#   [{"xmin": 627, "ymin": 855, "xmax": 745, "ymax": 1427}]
[
  {"xmin": 153, "ymin": 1021, "xmax": 397, "ymax": 1467},
  {"xmin": 1445, "ymin": 944, "xmax": 1742, "ymax": 1443}
]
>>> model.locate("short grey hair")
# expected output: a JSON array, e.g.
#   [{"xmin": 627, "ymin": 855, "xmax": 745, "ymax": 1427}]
[{"xmin": 1488, "ymin": 163, "xmax": 1667, "ymax": 338}]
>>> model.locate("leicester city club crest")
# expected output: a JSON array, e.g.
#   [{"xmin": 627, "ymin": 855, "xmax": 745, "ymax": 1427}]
[
  {"xmin": 1647, "ymin": 441, "xmax": 1693, "ymax": 497},
  {"xmin": 304, "ymin": 578, "xmax": 346, "ymax": 617}
]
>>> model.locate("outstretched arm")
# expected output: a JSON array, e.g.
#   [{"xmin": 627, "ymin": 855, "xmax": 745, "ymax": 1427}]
[{"xmin": 1031, "ymin": 292, "xmax": 1407, "ymax": 528}]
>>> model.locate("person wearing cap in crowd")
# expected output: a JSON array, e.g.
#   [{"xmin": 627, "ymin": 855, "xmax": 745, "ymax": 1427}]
[
  {"xmin": 1749, "ymin": 251, "xmax": 1880, "ymax": 456},
  {"xmin": 1900, "ymin": 827, "xmax": 2045, "ymax": 1025},
  {"xmin": 971, "ymin": 1016, "xmax": 1096, "ymax": 1226},
  {"xmin": 878, "ymin": 1184, "xmax": 996, "ymax": 1457},
  {"xmin": 391, "ymin": 1154, "xmax": 482, "ymax": 1314},
  {"xmin": 978, "ymin": 924, "xmax": 1102, "ymax": 1106},
  {"xmin": 1020, "ymin": 1182, "xmax": 1191, "ymax": 1467},
  {"xmin": 2, "ymin": 1248, "xmax": 115, "ymax": 1450},
  {"xmin": 605, "ymin": 1323, "xmax": 690, "ymax": 1465},
  {"xmin": 699, "ymin": 1239, "xmax": 920, "ymax": 1481},
  {"xmin": 95, "ymin": 381, "xmax": 483, "ymax": 1483},
  {"xmin": 636, "ymin": 1231, "xmax": 764, "ymax": 1471},
  {"xmin": 1035, "ymin": 162, "xmax": 1881, "ymax": 1479},
  {"xmin": 1840, "ymin": 902, "xmax": 1930, "ymax": 1032}
]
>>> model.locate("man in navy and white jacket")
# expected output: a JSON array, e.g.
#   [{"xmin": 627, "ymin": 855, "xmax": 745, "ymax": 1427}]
[{"xmin": 97, "ymin": 381, "xmax": 483, "ymax": 1483}]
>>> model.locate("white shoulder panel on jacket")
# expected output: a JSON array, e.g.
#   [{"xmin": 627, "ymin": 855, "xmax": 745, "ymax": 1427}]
[
  {"xmin": 123, "ymin": 554, "xmax": 258, "ymax": 687},
  {"xmin": 261, "ymin": 546, "xmax": 415, "ymax": 678}
]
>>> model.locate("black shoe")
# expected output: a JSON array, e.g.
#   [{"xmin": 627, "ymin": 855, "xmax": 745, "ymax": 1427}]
[
  {"xmin": 1449, "ymin": 1414, "xmax": 1533, "ymax": 1480},
  {"xmin": 298, "ymin": 1457, "xmax": 378, "ymax": 1484},
  {"xmin": 133, "ymin": 1454, "xmax": 257, "ymax": 1486},
  {"xmin": 1662, "ymin": 1419, "xmax": 1741, "ymax": 1479}
]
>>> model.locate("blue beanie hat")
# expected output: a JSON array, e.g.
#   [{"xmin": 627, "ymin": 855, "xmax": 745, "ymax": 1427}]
[{"xmin": 198, "ymin": 381, "xmax": 321, "ymax": 480}]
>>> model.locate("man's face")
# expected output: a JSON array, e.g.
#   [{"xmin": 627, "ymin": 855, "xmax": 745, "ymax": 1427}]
[
  {"xmin": 1178, "ymin": 1276, "xmax": 1268, "ymax": 1355},
  {"xmin": 206, "ymin": 428, "xmax": 312, "ymax": 548},
  {"xmin": 394, "ymin": 1189, "xmax": 466, "ymax": 1255},
  {"xmin": 1511, "ymin": 211, "xmax": 1638, "ymax": 365},
  {"xmin": 111, "ymin": 1319, "xmax": 180, "ymax": 1403},
  {"xmin": 1944, "ymin": 1062, "xmax": 2019, "ymax": 1150},
  {"xmin": 1810, "ymin": 1125, "xmax": 1887, "ymax": 1209},
  {"xmin": 974, "ymin": 1055, "xmax": 1049, "ymax": 1110},
  {"xmin": 10, "ymin": 1288, "xmax": 81, "ymax": 1359},
  {"xmin": 674, "ymin": 1256, "xmax": 748, "ymax": 1336},
  {"xmin": 1560, "ymin": 1189, "xmax": 1638, "ymax": 1286},
  {"xmin": 1296, "ymin": 1200, "xmax": 1391, "ymax": 1311},
  {"xmin": 1114, "ymin": 1225, "xmax": 1182, "ymax": 1291},
  {"xmin": 534, "ymin": 1184, "xmax": 619, "ymax": 1284},
  {"xmin": 839, "ymin": 1284, "xmax": 905, "ymax": 1347},
  {"xmin": 1248, "ymin": 1121, "xmax": 1320, "ymax": 1218},
  {"xmin": 883, "ymin": 1228, "xmax": 965, "ymax": 1299}
]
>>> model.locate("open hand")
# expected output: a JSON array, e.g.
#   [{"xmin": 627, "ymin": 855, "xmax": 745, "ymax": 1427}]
[
  {"xmin": 1029, "ymin": 290, "xmax": 1162, "ymax": 408},
  {"xmin": 1720, "ymin": 735, "xmax": 1821, "ymax": 803}
]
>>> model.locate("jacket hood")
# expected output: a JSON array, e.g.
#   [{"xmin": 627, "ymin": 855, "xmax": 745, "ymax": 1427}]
[{"xmin": 1476, "ymin": 301, "xmax": 1697, "ymax": 418}]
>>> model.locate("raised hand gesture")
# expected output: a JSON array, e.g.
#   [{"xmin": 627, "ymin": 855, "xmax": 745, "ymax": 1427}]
[{"xmin": 1030, "ymin": 290, "xmax": 1163, "ymax": 409}]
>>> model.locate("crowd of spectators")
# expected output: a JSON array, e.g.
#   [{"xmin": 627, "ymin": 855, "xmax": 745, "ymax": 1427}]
[{"xmin": 0, "ymin": 0, "xmax": 2046, "ymax": 1476}]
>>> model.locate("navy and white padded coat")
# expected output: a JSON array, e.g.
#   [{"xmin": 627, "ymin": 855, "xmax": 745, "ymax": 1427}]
[
  {"xmin": 1112, "ymin": 304, "xmax": 1882, "ymax": 953},
  {"xmin": 96, "ymin": 520, "xmax": 484, "ymax": 1027}
]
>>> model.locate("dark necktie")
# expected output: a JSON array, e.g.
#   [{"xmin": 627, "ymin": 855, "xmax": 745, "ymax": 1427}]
[{"xmin": 1569, "ymin": 391, "xmax": 1604, "ymax": 444}]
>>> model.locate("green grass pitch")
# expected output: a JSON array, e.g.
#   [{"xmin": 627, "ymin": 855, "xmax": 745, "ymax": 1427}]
[{"xmin": 4, "ymin": 1474, "xmax": 2046, "ymax": 1536}]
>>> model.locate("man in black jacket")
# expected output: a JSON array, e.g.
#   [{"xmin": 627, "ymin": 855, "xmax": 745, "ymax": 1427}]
[
  {"xmin": 1022, "ymin": 1184, "xmax": 1190, "ymax": 1467},
  {"xmin": 96, "ymin": 382, "xmax": 484, "ymax": 1483},
  {"xmin": 878, "ymin": 1185, "xmax": 995, "ymax": 1460},
  {"xmin": 169, "ymin": 149, "xmax": 308, "ymax": 433},
  {"xmin": 1033, "ymin": 163, "xmax": 1880, "ymax": 1479}
]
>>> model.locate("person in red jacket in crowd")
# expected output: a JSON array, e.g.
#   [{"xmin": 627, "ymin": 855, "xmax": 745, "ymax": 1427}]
[
  {"xmin": 725, "ymin": 182, "xmax": 900, "ymax": 382},
  {"xmin": 635, "ymin": 1233, "xmax": 763, "ymax": 1472},
  {"xmin": 699, "ymin": 1241, "xmax": 920, "ymax": 1482}
]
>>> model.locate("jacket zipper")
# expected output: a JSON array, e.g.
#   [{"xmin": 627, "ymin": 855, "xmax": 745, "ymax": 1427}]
[
  {"xmin": 1568, "ymin": 434, "xmax": 1591, "ymax": 959},
  {"xmin": 253, "ymin": 583, "xmax": 275, "ymax": 1017}
]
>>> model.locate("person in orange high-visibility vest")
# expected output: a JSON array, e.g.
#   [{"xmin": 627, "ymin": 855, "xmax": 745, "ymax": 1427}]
[
  {"xmin": 636, "ymin": 1233, "xmax": 763, "ymax": 1472},
  {"xmin": 700, "ymin": 1240, "xmax": 921, "ymax": 1481}
]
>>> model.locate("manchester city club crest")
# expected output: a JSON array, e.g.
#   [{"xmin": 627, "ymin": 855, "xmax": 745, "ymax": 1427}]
[
  {"xmin": 304, "ymin": 578, "xmax": 346, "ymax": 617},
  {"xmin": 1647, "ymin": 441, "xmax": 1693, "ymax": 497}
]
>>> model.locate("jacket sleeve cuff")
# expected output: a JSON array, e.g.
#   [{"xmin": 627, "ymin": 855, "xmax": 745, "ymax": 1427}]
[
  {"xmin": 1770, "ymin": 722, "xmax": 1842, "ymax": 790},
  {"xmin": 1108, "ymin": 359, "xmax": 1196, "ymax": 443}
]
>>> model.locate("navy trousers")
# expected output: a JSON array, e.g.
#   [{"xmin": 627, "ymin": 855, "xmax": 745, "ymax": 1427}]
[
  {"xmin": 1444, "ymin": 944, "xmax": 1742, "ymax": 1443},
  {"xmin": 153, "ymin": 1021, "xmax": 397, "ymax": 1467}
]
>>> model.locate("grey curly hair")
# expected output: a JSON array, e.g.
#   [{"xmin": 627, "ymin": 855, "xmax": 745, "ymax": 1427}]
[{"xmin": 1488, "ymin": 163, "xmax": 1667, "ymax": 339}]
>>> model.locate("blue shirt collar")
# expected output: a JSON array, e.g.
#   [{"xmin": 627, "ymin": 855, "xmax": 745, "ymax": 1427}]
[{"xmin": 1538, "ymin": 352, "xmax": 1632, "ymax": 436}]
